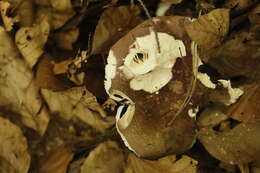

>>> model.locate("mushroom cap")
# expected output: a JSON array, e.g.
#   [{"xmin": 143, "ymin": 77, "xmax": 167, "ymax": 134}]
[{"xmin": 106, "ymin": 16, "xmax": 197, "ymax": 159}]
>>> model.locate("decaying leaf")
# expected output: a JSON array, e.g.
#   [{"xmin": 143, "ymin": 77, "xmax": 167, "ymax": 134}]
[
  {"xmin": 197, "ymin": 105, "xmax": 228, "ymax": 128},
  {"xmin": 35, "ymin": 54, "xmax": 73, "ymax": 91},
  {"xmin": 223, "ymin": 0, "xmax": 257, "ymax": 13},
  {"xmin": 208, "ymin": 32, "xmax": 260, "ymax": 80},
  {"xmin": 198, "ymin": 121, "xmax": 260, "ymax": 164},
  {"xmin": 35, "ymin": 7, "xmax": 75, "ymax": 30},
  {"xmin": 39, "ymin": 146, "xmax": 74, "ymax": 173},
  {"xmin": 125, "ymin": 154, "xmax": 197, "ymax": 173},
  {"xmin": 184, "ymin": 8, "xmax": 230, "ymax": 62},
  {"xmin": 249, "ymin": 4, "xmax": 260, "ymax": 39},
  {"xmin": 0, "ymin": 26, "xmax": 49, "ymax": 135},
  {"xmin": 226, "ymin": 84, "xmax": 260, "ymax": 122},
  {"xmin": 15, "ymin": 17, "xmax": 50, "ymax": 68},
  {"xmin": 0, "ymin": 117, "xmax": 31, "ymax": 173},
  {"xmin": 161, "ymin": 0, "xmax": 182, "ymax": 4},
  {"xmin": 55, "ymin": 28, "xmax": 79, "ymax": 50},
  {"xmin": 41, "ymin": 87, "xmax": 115, "ymax": 131},
  {"xmin": 80, "ymin": 141, "xmax": 125, "ymax": 173},
  {"xmin": 16, "ymin": 0, "xmax": 35, "ymax": 27},
  {"xmin": 0, "ymin": 1, "xmax": 19, "ymax": 31},
  {"xmin": 92, "ymin": 5, "xmax": 143, "ymax": 54},
  {"xmin": 50, "ymin": 0, "xmax": 73, "ymax": 11}
]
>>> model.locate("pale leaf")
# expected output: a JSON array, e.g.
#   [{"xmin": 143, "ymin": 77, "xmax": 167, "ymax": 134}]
[
  {"xmin": 0, "ymin": 26, "xmax": 49, "ymax": 135},
  {"xmin": 41, "ymin": 87, "xmax": 115, "ymax": 132},
  {"xmin": 15, "ymin": 18, "xmax": 50, "ymax": 68},
  {"xmin": 0, "ymin": 117, "xmax": 31, "ymax": 173},
  {"xmin": 80, "ymin": 141, "xmax": 125, "ymax": 173},
  {"xmin": 0, "ymin": 1, "xmax": 19, "ymax": 31},
  {"xmin": 125, "ymin": 154, "xmax": 197, "ymax": 173}
]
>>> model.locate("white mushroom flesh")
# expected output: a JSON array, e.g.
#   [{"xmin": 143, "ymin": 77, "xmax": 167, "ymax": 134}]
[
  {"xmin": 119, "ymin": 31, "xmax": 186, "ymax": 93},
  {"xmin": 218, "ymin": 79, "xmax": 244, "ymax": 105}
]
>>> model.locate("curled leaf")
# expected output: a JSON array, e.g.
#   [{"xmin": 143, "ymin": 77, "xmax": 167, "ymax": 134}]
[
  {"xmin": 198, "ymin": 121, "xmax": 260, "ymax": 164},
  {"xmin": 80, "ymin": 141, "xmax": 125, "ymax": 173},
  {"xmin": 15, "ymin": 18, "xmax": 50, "ymax": 68},
  {"xmin": 92, "ymin": 5, "xmax": 143, "ymax": 54},
  {"xmin": 0, "ymin": 117, "xmax": 31, "ymax": 173}
]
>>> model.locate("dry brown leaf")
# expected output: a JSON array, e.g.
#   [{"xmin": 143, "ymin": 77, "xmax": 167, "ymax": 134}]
[
  {"xmin": 0, "ymin": 117, "xmax": 31, "ymax": 173},
  {"xmin": 249, "ymin": 4, "xmax": 260, "ymax": 39},
  {"xmin": 198, "ymin": 121, "xmax": 260, "ymax": 164},
  {"xmin": 16, "ymin": 0, "xmax": 35, "ymax": 27},
  {"xmin": 223, "ymin": 0, "xmax": 257, "ymax": 13},
  {"xmin": 80, "ymin": 141, "xmax": 125, "ymax": 173},
  {"xmin": 226, "ymin": 84, "xmax": 260, "ymax": 122},
  {"xmin": 41, "ymin": 87, "xmax": 115, "ymax": 132},
  {"xmin": 0, "ymin": 1, "xmax": 19, "ymax": 31},
  {"xmin": 50, "ymin": 0, "xmax": 73, "ymax": 11},
  {"xmin": 208, "ymin": 32, "xmax": 260, "ymax": 80},
  {"xmin": 92, "ymin": 5, "xmax": 143, "ymax": 54},
  {"xmin": 125, "ymin": 154, "xmax": 197, "ymax": 173},
  {"xmin": 184, "ymin": 8, "xmax": 230, "ymax": 62},
  {"xmin": 0, "ymin": 26, "xmax": 49, "ymax": 135},
  {"xmin": 161, "ymin": 0, "xmax": 182, "ymax": 4},
  {"xmin": 252, "ymin": 159, "xmax": 260, "ymax": 173},
  {"xmin": 35, "ymin": 54, "xmax": 73, "ymax": 91},
  {"xmin": 39, "ymin": 146, "xmax": 74, "ymax": 173},
  {"xmin": 55, "ymin": 28, "xmax": 79, "ymax": 50},
  {"xmin": 15, "ymin": 17, "xmax": 50, "ymax": 68}
]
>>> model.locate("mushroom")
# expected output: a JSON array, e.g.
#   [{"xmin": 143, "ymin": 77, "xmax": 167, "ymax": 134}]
[{"xmin": 104, "ymin": 16, "xmax": 242, "ymax": 159}]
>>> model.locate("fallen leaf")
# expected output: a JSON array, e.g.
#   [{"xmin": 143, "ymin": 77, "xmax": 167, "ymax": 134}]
[
  {"xmin": 223, "ymin": 0, "xmax": 257, "ymax": 13},
  {"xmin": 0, "ymin": 1, "xmax": 19, "ymax": 31},
  {"xmin": 249, "ymin": 4, "xmax": 260, "ymax": 39},
  {"xmin": 35, "ymin": 53, "xmax": 73, "ymax": 91},
  {"xmin": 16, "ymin": 0, "xmax": 35, "ymax": 27},
  {"xmin": 125, "ymin": 154, "xmax": 197, "ymax": 173},
  {"xmin": 197, "ymin": 105, "xmax": 228, "ymax": 128},
  {"xmin": 208, "ymin": 32, "xmax": 260, "ymax": 80},
  {"xmin": 80, "ymin": 141, "xmax": 125, "ymax": 173},
  {"xmin": 252, "ymin": 159, "xmax": 260, "ymax": 173},
  {"xmin": 0, "ymin": 26, "xmax": 49, "ymax": 135},
  {"xmin": 92, "ymin": 5, "xmax": 143, "ymax": 54},
  {"xmin": 226, "ymin": 84, "xmax": 260, "ymax": 122},
  {"xmin": 50, "ymin": 0, "xmax": 73, "ymax": 11},
  {"xmin": 41, "ymin": 87, "xmax": 115, "ymax": 132},
  {"xmin": 55, "ymin": 28, "xmax": 79, "ymax": 50},
  {"xmin": 161, "ymin": 0, "xmax": 182, "ymax": 4},
  {"xmin": 184, "ymin": 8, "xmax": 230, "ymax": 62},
  {"xmin": 15, "ymin": 17, "xmax": 50, "ymax": 68},
  {"xmin": 0, "ymin": 117, "xmax": 31, "ymax": 173},
  {"xmin": 39, "ymin": 146, "xmax": 74, "ymax": 173},
  {"xmin": 198, "ymin": 121, "xmax": 260, "ymax": 164}
]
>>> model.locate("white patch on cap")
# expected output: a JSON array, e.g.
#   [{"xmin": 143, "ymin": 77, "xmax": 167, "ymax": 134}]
[
  {"xmin": 218, "ymin": 80, "xmax": 244, "ymax": 105},
  {"xmin": 104, "ymin": 50, "xmax": 117, "ymax": 93},
  {"xmin": 130, "ymin": 68, "xmax": 172, "ymax": 93},
  {"xmin": 156, "ymin": 2, "xmax": 171, "ymax": 16},
  {"xmin": 120, "ymin": 31, "xmax": 186, "ymax": 93},
  {"xmin": 111, "ymin": 90, "xmax": 139, "ymax": 155}
]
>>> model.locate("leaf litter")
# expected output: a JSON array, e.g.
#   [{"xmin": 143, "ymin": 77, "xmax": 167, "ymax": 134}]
[{"xmin": 0, "ymin": 0, "xmax": 259, "ymax": 172}]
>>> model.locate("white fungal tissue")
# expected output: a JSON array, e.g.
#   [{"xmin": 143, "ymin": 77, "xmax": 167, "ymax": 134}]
[{"xmin": 119, "ymin": 31, "xmax": 186, "ymax": 93}]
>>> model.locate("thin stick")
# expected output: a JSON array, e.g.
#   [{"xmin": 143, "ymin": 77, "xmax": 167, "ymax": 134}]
[{"xmin": 136, "ymin": 0, "xmax": 161, "ymax": 53}]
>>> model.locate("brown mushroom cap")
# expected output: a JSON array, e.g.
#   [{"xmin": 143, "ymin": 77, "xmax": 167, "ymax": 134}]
[{"xmin": 107, "ymin": 16, "xmax": 197, "ymax": 159}]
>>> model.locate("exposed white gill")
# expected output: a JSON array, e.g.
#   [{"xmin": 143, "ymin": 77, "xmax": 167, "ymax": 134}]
[
  {"xmin": 104, "ymin": 50, "xmax": 117, "ymax": 94},
  {"xmin": 218, "ymin": 80, "xmax": 244, "ymax": 105},
  {"xmin": 111, "ymin": 90, "xmax": 139, "ymax": 155},
  {"xmin": 120, "ymin": 31, "xmax": 186, "ymax": 93}
]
